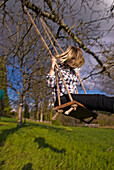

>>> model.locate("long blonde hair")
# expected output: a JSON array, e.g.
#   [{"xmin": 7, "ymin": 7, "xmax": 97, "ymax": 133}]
[{"xmin": 55, "ymin": 46, "xmax": 85, "ymax": 68}]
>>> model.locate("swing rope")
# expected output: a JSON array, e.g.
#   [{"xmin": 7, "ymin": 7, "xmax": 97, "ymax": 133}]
[
  {"xmin": 40, "ymin": 17, "xmax": 64, "ymax": 53},
  {"xmin": 24, "ymin": 6, "xmax": 73, "ymax": 103},
  {"xmin": 40, "ymin": 15, "xmax": 87, "ymax": 94}
]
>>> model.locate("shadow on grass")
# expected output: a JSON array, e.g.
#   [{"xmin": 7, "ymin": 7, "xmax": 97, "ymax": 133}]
[
  {"xmin": 27, "ymin": 121, "xmax": 68, "ymax": 134},
  {"xmin": 0, "ymin": 117, "xmax": 17, "ymax": 123},
  {"xmin": 0, "ymin": 123, "xmax": 29, "ymax": 147},
  {"xmin": 0, "ymin": 126, "xmax": 20, "ymax": 147},
  {"xmin": 1, "ymin": 117, "xmax": 70, "ymax": 133},
  {"xmin": 34, "ymin": 137, "xmax": 66, "ymax": 154},
  {"xmin": 22, "ymin": 163, "xmax": 33, "ymax": 170}
]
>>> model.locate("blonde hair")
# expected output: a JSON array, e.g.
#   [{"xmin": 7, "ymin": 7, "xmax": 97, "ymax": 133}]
[{"xmin": 55, "ymin": 46, "xmax": 85, "ymax": 68}]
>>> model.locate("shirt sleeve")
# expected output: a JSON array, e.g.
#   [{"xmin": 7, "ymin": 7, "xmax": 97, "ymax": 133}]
[
  {"xmin": 73, "ymin": 69, "xmax": 80, "ymax": 86},
  {"xmin": 46, "ymin": 73, "xmax": 56, "ymax": 88},
  {"xmin": 1, "ymin": 90, "xmax": 4, "ymax": 100}
]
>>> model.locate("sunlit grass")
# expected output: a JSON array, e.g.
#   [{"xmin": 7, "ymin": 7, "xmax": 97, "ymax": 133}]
[{"xmin": 0, "ymin": 117, "xmax": 114, "ymax": 170}]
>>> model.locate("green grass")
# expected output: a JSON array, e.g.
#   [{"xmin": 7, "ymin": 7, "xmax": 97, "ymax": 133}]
[{"xmin": 0, "ymin": 117, "xmax": 114, "ymax": 170}]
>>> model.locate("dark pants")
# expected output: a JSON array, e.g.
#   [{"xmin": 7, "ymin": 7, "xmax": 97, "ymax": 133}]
[{"xmin": 55, "ymin": 94, "xmax": 114, "ymax": 113}]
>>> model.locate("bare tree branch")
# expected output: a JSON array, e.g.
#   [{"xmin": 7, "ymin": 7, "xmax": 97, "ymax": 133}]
[{"xmin": 21, "ymin": 0, "xmax": 107, "ymax": 72}]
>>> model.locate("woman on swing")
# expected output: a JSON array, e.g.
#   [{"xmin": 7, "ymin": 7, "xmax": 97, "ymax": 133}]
[{"xmin": 46, "ymin": 46, "xmax": 114, "ymax": 114}]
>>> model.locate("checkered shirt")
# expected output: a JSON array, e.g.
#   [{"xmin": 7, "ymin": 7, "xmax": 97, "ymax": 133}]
[{"xmin": 46, "ymin": 63, "xmax": 78, "ymax": 102}]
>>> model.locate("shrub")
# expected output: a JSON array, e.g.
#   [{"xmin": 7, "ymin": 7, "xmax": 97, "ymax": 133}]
[{"xmin": 52, "ymin": 120, "xmax": 61, "ymax": 126}]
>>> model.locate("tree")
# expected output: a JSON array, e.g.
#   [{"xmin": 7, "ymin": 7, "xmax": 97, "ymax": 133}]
[
  {"xmin": 1, "ymin": 0, "xmax": 113, "ymax": 77},
  {"xmin": 0, "ymin": 55, "xmax": 10, "ymax": 116},
  {"xmin": 23, "ymin": 103, "xmax": 30, "ymax": 123},
  {"xmin": 0, "ymin": 8, "xmax": 47, "ymax": 126},
  {"xmin": 30, "ymin": 61, "xmax": 52, "ymax": 122},
  {"xmin": 21, "ymin": 0, "xmax": 114, "ymax": 95},
  {"xmin": 0, "ymin": 0, "xmax": 113, "ymax": 126}
]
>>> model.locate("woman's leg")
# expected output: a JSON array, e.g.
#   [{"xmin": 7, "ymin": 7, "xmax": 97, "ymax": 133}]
[
  {"xmin": 55, "ymin": 94, "xmax": 114, "ymax": 113},
  {"xmin": 72, "ymin": 94, "xmax": 114, "ymax": 113}
]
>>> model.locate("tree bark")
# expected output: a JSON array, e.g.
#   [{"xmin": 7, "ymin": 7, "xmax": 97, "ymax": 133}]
[
  {"xmin": 18, "ymin": 99, "xmax": 23, "ymax": 127},
  {"xmin": 40, "ymin": 100, "xmax": 43, "ymax": 122}
]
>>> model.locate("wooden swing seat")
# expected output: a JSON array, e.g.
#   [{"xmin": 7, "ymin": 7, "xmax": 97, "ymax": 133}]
[
  {"xmin": 55, "ymin": 100, "xmax": 98, "ymax": 124},
  {"xmin": 55, "ymin": 100, "xmax": 86, "ymax": 110}
]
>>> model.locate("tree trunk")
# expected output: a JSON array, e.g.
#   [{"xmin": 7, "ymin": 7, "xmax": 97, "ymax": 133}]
[
  {"xmin": 37, "ymin": 109, "xmax": 39, "ymax": 121},
  {"xmin": 18, "ymin": 102, "xmax": 23, "ymax": 127},
  {"xmin": 50, "ymin": 108, "xmax": 53, "ymax": 122},
  {"xmin": 40, "ymin": 100, "xmax": 43, "ymax": 122}
]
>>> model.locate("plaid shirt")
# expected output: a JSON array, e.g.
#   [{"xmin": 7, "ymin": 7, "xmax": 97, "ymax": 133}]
[{"xmin": 46, "ymin": 63, "xmax": 78, "ymax": 102}]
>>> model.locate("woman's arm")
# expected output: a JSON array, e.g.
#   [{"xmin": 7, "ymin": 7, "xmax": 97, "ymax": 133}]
[
  {"xmin": 49, "ymin": 57, "xmax": 57, "ymax": 76},
  {"xmin": 46, "ymin": 57, "xmax": 57, "ymax": 87}
]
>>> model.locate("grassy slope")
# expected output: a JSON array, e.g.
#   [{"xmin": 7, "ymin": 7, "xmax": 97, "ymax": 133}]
[{"xmin": 0, "ymin": 117, "xmax": 114, "ymax": 170}]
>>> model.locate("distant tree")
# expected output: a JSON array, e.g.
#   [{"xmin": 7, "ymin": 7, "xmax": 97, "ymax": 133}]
[
  {"xmin": 23, "ymin": 103, "xmax": 30, "ymax": 123},
  {"xmin": 0, "ymin": 55, "xmax": 11, "ymax": 116}
]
